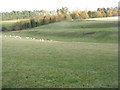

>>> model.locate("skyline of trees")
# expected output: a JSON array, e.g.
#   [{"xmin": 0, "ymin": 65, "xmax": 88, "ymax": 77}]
[
  {"xmin": 2, "ymin": 6, "xmax": 119, "ymax": 31},
  {"xmin": 1, "ymin": 6, "xmax": 119, "ymax": 21}
]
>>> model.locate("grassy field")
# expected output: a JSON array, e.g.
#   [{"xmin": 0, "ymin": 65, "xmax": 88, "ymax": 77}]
[
  {"xmin": 2, "ymin": 20, "xmax": 118, "ymax": 88},
  {"xmin": 3, "ymin": 20, "xmax": 118, "ymax": 43}
]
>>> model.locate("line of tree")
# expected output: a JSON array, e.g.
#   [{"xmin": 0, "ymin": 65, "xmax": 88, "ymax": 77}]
[
  {"xmin": 1, "ymin": 7, "xmax": 119, "ymax": 31},
  {"xmin": 1, "ymin": 7, "xmax": 70, "ymax": 21},
  {"xmin": 1, "ymin": 7, "xmax": 119, "ymax": 21},
  {"xmin": 2, "ymin": 13, "xmax": 71, "ymax": 31}
]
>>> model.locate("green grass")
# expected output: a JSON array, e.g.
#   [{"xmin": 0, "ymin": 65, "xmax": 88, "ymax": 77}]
[
  {"xmin": 2, "ymin": 20, "xmax": 118, "ymax": 88},
  {"xmin": 3, "ymin": 20, "xmax": 118, "ymax": 43}
]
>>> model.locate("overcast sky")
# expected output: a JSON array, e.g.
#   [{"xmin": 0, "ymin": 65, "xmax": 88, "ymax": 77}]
[{"xmin": 0, "ymin": 0, "xmax": 119, "ymax": 12}]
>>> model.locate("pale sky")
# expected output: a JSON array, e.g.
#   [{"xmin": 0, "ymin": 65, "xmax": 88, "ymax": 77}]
[{"xmin": 0, "ymin": 0, "xmax": 119, "ymax": 12}]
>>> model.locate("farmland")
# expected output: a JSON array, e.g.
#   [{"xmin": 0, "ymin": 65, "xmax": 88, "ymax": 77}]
[{"xmin": 2, "ymin": 19, "xmax": 118, "ymax": 88}]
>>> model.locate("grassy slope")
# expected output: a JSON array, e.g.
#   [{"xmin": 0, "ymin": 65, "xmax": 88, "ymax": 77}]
[
  {"xmin": 2, "ymin": 20, "xmax": 118, "ymax": 88},
  {"xmin": 3, "ymin": 20, "xmax": 118, "ymax": 43}
]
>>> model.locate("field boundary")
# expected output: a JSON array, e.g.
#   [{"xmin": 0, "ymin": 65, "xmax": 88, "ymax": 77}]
[{"xmin": 85, "ymin": 16, "xmax": 119, "ymax": 21}]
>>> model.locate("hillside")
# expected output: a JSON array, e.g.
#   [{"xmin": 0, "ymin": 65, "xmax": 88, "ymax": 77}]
[
  {"xmin": 3, "ymin": 20, "xmax": 118, "ymax": 43},
  {"xmin": 2, "ymin": 20, "xmax": 118, "ymax": 88}
]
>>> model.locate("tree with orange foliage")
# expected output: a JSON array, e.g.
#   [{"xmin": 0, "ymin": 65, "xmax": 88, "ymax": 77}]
[
  {"xmin": 79, "ymin": 11, "xmax": 89, "ymax": 19},
  {"xmin": 91, "ymin": 11, "xmax": 103, "ymax": 18},
  {"xmin": 70, "ymin": 11, "xmax": 80, "ymax": 19},
  {"xmin": 105, "ymin": 10, "xmax": 113, "ymax": 17}
]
